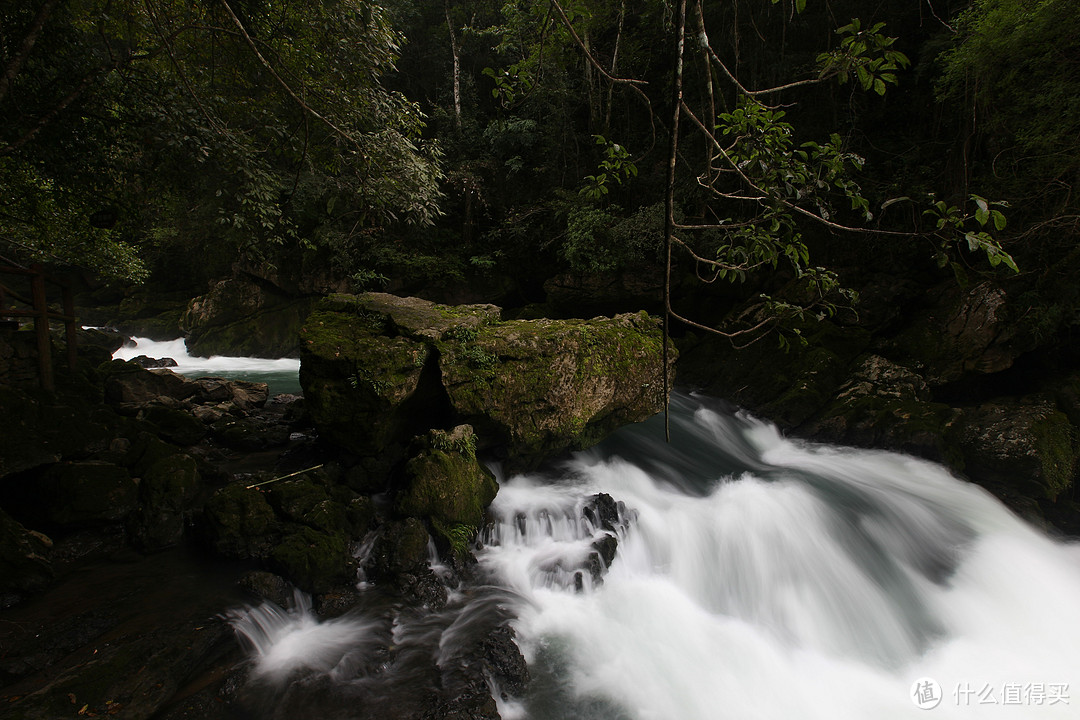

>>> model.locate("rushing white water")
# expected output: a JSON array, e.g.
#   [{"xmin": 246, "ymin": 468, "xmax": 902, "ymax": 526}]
[
  {"xmin": 481, "ymin": 392, "xmax": 1080, "ymax": 719},
  {"xmin": 109, "ymin": 335, "xmax": 301, "ymax": 394},
  {"xmin": 223, "ymin": 392, "xmax": 1080, "ymax": 718},
  {"xmin": 224, "ymin": 590, "xmax": 378, "ymax": 682}
]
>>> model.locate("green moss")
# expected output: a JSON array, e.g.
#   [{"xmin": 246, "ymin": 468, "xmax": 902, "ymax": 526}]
[
  {"xmin": 398, "ymin": 439, "xmax": 497, "ymax": 529},
  {"xmin": 202, "ymin": 483, "xmax": 278, "ymax": 558},
  {"xmin": 432, "ymin": 518, "xmax": 477, "ymax": 563},
  {"xmin": 270, "ymin": 525, "xmax": 352, "ymax": 593},
  {"xmin": 1032, "ymin": 411, "xmax": 1078, "ymax": 499}
]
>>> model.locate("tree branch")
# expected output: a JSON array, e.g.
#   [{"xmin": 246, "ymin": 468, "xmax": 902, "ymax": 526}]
[
  {"xmin": 0, "ymin": 0, "xmax": 61, "ymax": 105},
  {"xmin": 217, "ymin": 0, "xmax": 358, "ymax": 148}
]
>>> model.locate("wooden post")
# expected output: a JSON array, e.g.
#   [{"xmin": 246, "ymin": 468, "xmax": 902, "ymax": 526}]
[
  {"xmin": 30, "ymin": 263, "xmax": 54, "ymax": 391},
  {"xmin": 62, "ymin": 281, "xmax": 77, "ymax": 372}
]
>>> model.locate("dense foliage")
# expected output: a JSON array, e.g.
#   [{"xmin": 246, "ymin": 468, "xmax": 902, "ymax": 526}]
[
  {"xmin": 1, "ymin": 0, "xmax": 442, "ymax": 284},
  {"xmin": 5, "ymin": 0, "xmax": 1069, "ymax": 336}
]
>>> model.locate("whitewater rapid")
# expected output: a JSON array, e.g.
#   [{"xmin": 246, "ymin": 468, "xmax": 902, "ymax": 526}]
[
  {"xmin": 481, "ymin": 393, "xmax": 1080, "ymax": 718},
  {"xmin": 109, "ymin": 336, "xmax": 300, "ymax": 393},
  {"xmin": 226, "ymin": 392, "xmax": 1080, "ymax": 718}
]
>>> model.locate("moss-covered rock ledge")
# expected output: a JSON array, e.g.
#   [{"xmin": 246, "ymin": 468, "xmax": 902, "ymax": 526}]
[{"xmin": 299, "ymin": 292, "xmax": 673, "ymax": 470}]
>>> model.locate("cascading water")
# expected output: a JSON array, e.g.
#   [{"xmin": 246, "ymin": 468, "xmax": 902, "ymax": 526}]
[
  {"xmin": 110, "ymin": 335, "xmax": 301, "ymax": 394},
  {"xmin": 481, "ymin": 392, "xmax": 1080, "ymax": 718},
  {"xmin": 225, "ymin": 392, "xmax": 1080, "ymax": 718}
]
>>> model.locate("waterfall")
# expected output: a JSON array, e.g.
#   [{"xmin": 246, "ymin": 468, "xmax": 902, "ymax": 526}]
[
  {"xmin": 480, "ymin": 392, "xmax": 1080, "ymax": 718},
  {"xmin": 224, "ymin": 392, "xmax": 1080, "ymax": 717}
]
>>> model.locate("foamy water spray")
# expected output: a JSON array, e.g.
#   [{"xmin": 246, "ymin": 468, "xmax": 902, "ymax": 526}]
[{"xmin": 480, "ymin": 393, "xmax": 1080, "ymax": 718}]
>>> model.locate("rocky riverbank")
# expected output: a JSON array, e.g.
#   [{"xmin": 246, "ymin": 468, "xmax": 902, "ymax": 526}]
[{"xmin": 0, "ymin": 294, "xmax": 671, "ymax": 719}]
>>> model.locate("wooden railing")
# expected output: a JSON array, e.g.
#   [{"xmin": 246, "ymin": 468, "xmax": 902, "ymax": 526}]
[{"xmin": 0, "ymin": 263, "xmax": 77, "ymax": 391}]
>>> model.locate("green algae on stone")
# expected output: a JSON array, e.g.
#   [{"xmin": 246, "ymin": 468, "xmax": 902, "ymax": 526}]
[
  {"xmin": 299, "ymin": 306, "xmax": 431, "ymax": 455},
  {"xmin": 270, "ymin": 524, "xmax": 353, "ymax": 594},
  {"xmin": 439, "ymin": 311, "xmax": 671, "ymax": 467},
  {"xmin": 397, "ymin": 425, "xmax": 497, "ymax": 531}
]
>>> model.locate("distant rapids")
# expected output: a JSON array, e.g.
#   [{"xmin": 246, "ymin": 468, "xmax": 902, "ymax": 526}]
[
  {"xmin": 226, "ymin": 392, "xmax": 1080, "ymax": 718},
  {"xmin": 110, "ymin": 336, "xmax": 301, "ymax": 394}
]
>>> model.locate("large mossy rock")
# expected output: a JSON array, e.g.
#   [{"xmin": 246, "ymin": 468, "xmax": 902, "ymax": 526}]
[
  {"xmin": 128, "ymin": 454, "xmax": 202, "ymax": 551},
  {"xmin": 181, "ymin": 276, "xmax": 314, "ymax": 358},
  {"xmin": 299, "ymin": 293, "xmax": 672, "ymax": 468},
  {"xmin": 949, "ymin": 398, "xmax": 1079, "ymax": 503},
  {"xmin": 439, "ymin": 312, "xmax": 670, "ymax": 464},
  {"xmin": 398, "ymin": 425, "xmax": 497, "ymax": 536},
  {"xmin": 200, "ymin": 483, "xmax": 279, "ymax": 559},
  {"xmin": 884, "ymin": 281, "xmax": 1032, "ymax": 386},
  {"xmin": 299, "ymin": 303, "xmax": 433, "ymax": 456},
  {"xmin": 802, "ymin": 355, "xmax": 960, "ymax": 464}
]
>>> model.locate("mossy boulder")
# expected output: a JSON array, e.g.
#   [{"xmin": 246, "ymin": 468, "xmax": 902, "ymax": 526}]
[
  {"xmin": 301, "ymin": 293, "xmax": 671, "ymax": 467},
  {"xmin": 270, "ymin": 524, "xmax": 353, "ymax": 594},
  {"xmin": 398, "ymin": 425, "xmax": 497, "ymax": 534},
  {"xmin": 265, "ymin": 478, "xmax": 349, "ymax": 536},
  {"xmin": 802, "ymin": 354, "xmax": 960, "ymax": 463},
  {"xmin": 299, "ymin": 304, "xmax": 432, "ymax": 456},
  {"xmin": 201, "ymin": 483, "xmax": 279, "ymax": 559},
  {"xmin": 439, "ymin": 311, "xmax": 671, "ymax": 466},
  {"xmin": 128, "ymin": 454, "xmax": 202, "ymax": 551},
  {"xmin": 949, "ymin": 398, "xmax": 1079, "ymax": 502}
]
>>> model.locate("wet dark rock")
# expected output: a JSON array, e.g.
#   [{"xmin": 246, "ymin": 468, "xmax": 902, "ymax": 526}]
[
  {"xmin": 589, "ymin": 534, "xmax": 619, "ymax": 577},
  {"xmin": 366, "ymin": 518, "xmax": 431, "ymax": 580},
  {"xmin": 479, "ymin": 625, "xmax": 530, "ymax": 698},
  {"xmin": 0, "ymin": 508, "xmax": 53, "ymax": 606},
  {"xmin": 200, "ymin": 482, "xmax": 280, "ymax": 559},
  {"xmin": 100, "ymin": 360, "xmax": 199, "ymax": 405},
  {"xmin": 397, "ymin": 569, "xmax": 449, "ymax": 609},
  {"xmin": 130, "ymin": 354, "xmax": 179, "ymax": 368},
  {"xmin": 269, "ymin": 524, "xmax": 354, "ymax": 594},
  {"xmin": 237, "ymin": 570, "xmax": 292, "ymax": 608},
  {"xmin": 142, "ymin": 404, "xmax": 208, "ymax": 446},
  {"xmin": 209, "ymin": 416, "xmax": 289, "ymax": 451},
  {"xmin": 583, "ymin": 492, "xmax": 621, "ymax": 532},
  {"xmin": 128, "ymin": 453, "xmax": 202, "ymax": 551}
]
